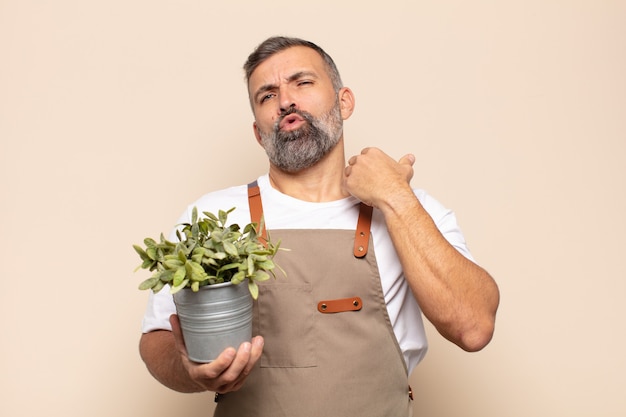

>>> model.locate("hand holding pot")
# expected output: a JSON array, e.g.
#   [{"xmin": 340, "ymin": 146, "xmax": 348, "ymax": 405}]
[{"xmin": 170, "ymin": 314, "xmax": 264, "ymax": 393}]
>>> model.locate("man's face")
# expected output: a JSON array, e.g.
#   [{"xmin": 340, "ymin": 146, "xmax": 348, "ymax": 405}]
[{"xmin": 248, "ymin": 46, "xmax": 345, "ymax": 172}]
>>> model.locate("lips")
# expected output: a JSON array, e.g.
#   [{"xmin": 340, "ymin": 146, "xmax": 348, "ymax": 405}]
[{"xmin": 279, "ymin": 113, "xmax": 306, "ymax": 131}]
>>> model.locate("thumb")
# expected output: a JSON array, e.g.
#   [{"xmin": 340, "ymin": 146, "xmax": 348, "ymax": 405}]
[{"xmin": 399, "ymin": 153, "xmax": 415, "ymax": 166}]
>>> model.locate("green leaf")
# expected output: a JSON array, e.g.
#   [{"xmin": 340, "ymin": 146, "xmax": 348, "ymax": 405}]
[
  {"xmin": 256, "ymin": 260, "xmax": 275, "ymax": 270},
  {"xmin": 247, "ymin": 256, "xmax": 255, "ymax": 275},
  {"xmin": 202, "ymin": 210, "xmax": 218, "ymax": 221},
  {"xmin": 152, "ymin": 280, "xmax": 166, "ymax": 293},
  {"xmin": 210, "ymin": 251, "xmax": 227, "ymax": 260},
  {"xmin": 146, "ymin": 247, "xmax": 157, "ymax": 260},
  {"xmin": 140, "ymin": 259, "xmax": 156, "ymax": 270},
  {"xmin": 198, "ymin": 221, "xmax": 209, "ymax": 236},
  {"xmin": 217, "ymin": 262, "xmax": 241, "ymax": 273},
  {"xmin": 188, "ymin": 261, "xmax": 207, "ymax": 281},
  {"xmin": 163, "ymin": 258, "xmax": 183, "ymax": 270},
  {"xmin": 133, "ymin": 245, "xmax": 150, "ymax": 260},
  {"xmin": 231, "ymin": 270, "xmax": 245, "ymax": 285},
  {"xmin": 191, "ymin": 247, "xmax": 205, "ymax": 263},
  {"xmin": 159, "ymin": 269, "xmax": 175, "ymax": 282},
  {"xmin": 172, "ymin": 266, "xmax": 186, "ymax": 287},
  {"xmin": 211, "ymin": 230, "xmax": 223, "ymax": 243},
  {"xmin": 204, "ymin": 257, "xmax": 219, "ymax": 267},
  {"xmin": 143, "ymin": 237, "xmax": 157, "ymax": 248},
  {"xmin": 218, "ymin": 209, "xmax": 227, "ymax": 226},
  {"xmin": 223, "ymin": 241, "xmax": 238, "ymax": 257},
  {"xmin": 248, "ymin": 280, "xmax": 259, "ymax": 300},
  {"xmin": 253, "ymin": 270, "xmax": 270, "ymax": 282},
  {"xmin": 170, "ymin": 278, "xmax": 189, "ymax": 294},
  {"xmin": 155, "ymin": 247, "xmax": 165, "ymax": 261},
  {"xmin": 158, "ymin": 233, "xmax": 172, "ymax": 245},
  {"xmin": 138, "ymin": 276, "xmax": 159, "ymax": 291},
  {"xmin": 251, "ymin": 253, "xmax": 268, "ymax": 261}
]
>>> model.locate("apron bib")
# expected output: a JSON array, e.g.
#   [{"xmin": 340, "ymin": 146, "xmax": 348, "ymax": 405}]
[{"xmin": 213, "ymin": 182, "xmax": 412, "ymax": 417}]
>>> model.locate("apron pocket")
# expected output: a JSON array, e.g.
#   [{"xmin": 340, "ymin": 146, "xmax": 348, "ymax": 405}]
[{"xmin": 256, "ymin": 283, "xmax": 316, "ymax": 368}]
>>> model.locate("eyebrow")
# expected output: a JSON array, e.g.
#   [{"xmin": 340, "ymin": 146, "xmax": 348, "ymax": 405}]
[{"xmin": 253, "ymin": 71, "xmax": 319, "ymax": 103}]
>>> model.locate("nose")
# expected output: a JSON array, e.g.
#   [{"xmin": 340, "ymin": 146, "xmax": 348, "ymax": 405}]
[
  {"xmin": 279, "ymin": 103, "xmax": 296, "ymax": 116},
  {"xmin": 279, "ymin": 87, "xmax": 297, "ymax": 113}
]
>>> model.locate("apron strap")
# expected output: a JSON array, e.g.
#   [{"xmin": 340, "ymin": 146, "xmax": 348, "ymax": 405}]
[
  {"xmin": 247, "ymin": 180, "xmax": 372, "ymax": 258},
  {"xmin": 247, "ymin": 181, "xmax": 268, "ymax": 245},
  {"xmin": 353, "ymin": 203, "xmax": 373, "ymax": 258}
]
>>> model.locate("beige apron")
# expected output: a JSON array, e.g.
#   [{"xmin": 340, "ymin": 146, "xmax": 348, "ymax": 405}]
[{"xmin": 213, "ymin": 182, "xmax": 412, "ymax": 417}]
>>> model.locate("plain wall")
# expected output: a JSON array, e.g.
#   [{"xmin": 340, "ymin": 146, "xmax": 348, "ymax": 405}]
[{"xmin": 1, "ymin": 1, "xmax": 624, "ymax": 416}]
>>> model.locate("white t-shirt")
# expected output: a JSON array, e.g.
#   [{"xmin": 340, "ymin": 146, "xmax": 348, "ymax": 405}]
[{"xmin": 141, "ymin": 174, "xmax": 474, "ymax": 374}]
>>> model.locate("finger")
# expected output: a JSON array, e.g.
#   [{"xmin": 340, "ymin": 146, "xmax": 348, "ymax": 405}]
[
  {"xmin": 217, "ymin": 341, "xmax": 253, "ymax": 381},
  {"xmin": 398, "ymin": 153, "xmax": 415, "ymax": 166},
  {"xmin": 184, "ymin": 346, "xmax": 238, "ymax": 393},
  {"xmin": 398, "ymin": 154, "xmax": 415, "ymax": 183},
  {"xmin": 211, "ymin": 341, "xmax": 255, "ymax": 393},
  {"xmin": 242, "ymin": 336, "xmax": 264, "ymax": 376},
  {"xmin": 195, "ymin": 347, "xmax": 237, "ymax": 381},
  {"xmin": 227, "ymin": 336, "xmax": 264, "ymax": 391}
]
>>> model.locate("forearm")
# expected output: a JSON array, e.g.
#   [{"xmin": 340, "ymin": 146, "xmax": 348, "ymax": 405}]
[
  {"xmin": 380, "ymin": 189, "xmax": 500, "ymax": 351},
  {"xmin": 344, "ymin": 147, "xmax": 499, "ymax": 350},
  {"xmin": 139, "ymin": 330, "xmax": 205, "ymax": 393}
]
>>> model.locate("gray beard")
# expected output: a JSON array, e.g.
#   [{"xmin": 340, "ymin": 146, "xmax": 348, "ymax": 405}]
[{"xmin": 258, "ymin": 102, "xmax": 343, "ymax": 173}]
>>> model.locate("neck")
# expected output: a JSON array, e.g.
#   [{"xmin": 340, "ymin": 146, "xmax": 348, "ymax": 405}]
[{"xmin": 267, "ymin": 139, "xmax": 349, "ymax": 202}]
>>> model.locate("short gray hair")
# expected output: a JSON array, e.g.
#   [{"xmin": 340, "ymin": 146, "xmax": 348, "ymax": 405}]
[{"xmin": 243, "ymin": 36, "xmax": 343, "ymax": 92}]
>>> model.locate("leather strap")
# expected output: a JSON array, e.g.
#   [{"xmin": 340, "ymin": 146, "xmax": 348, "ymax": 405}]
[
  {"xmin": 353, "ymin": 203, "xmax": 373, "ymax": 258},
  {"xmin": 317, "ymin": 296, "xmax": 363, "ymax": 313},
  {"xmin": 247, "ymin": 181, "xmax": 268, "ymax": 245},
  {"xmin": 247, "ymin": 181, "xmax": 372, "ymax": 258}
]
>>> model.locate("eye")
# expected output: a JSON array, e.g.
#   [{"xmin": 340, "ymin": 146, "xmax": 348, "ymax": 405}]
[
  {"xmin": 260, "ymin": 93, "xmax": 276, "ymax": 104},
  {"xmin": 297, "ymin": 80, "xmax": 313, "ymax": 86}
]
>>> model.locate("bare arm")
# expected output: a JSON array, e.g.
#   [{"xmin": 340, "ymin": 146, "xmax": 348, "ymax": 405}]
[
  {"xmin": 344, "ymin": 148, "xmax": 500, "ymax": 351},
  {"xmin": 139, "ymin": 315, "xmax": 264, "ymax": 393},
  {"xmin": 139, "ymin": 329, "xmax": 204, "ymax": 392}
]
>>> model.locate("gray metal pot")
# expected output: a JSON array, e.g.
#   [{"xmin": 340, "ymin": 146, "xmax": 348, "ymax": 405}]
[{"xmin": 173, "ymin": 281, "xmax": 253, "ymax": 363}]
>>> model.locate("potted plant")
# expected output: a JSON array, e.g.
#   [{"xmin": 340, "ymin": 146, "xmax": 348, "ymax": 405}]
[{"xmin": 133, "ymin": 207, "xmax": 284, "ymax": 362}]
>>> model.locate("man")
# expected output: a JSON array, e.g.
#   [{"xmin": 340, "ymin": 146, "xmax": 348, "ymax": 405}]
[{"xmin": 140, "ymin": 36, "xmax": 499, "ymax": 416}]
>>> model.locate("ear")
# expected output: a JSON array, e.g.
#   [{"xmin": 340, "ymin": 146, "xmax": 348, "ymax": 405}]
[
  {"xmin": 338, "ymin": 87, "xmax": 356, "ymax": 120},
  {"xmin": 253, "ymin": 122, "xmax": 264, "ymax": 147}
]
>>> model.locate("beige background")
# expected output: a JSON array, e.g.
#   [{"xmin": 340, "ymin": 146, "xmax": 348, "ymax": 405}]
[{"xmin": 1, "ymin": 1, "xmax": 624, "ymax": 416}]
